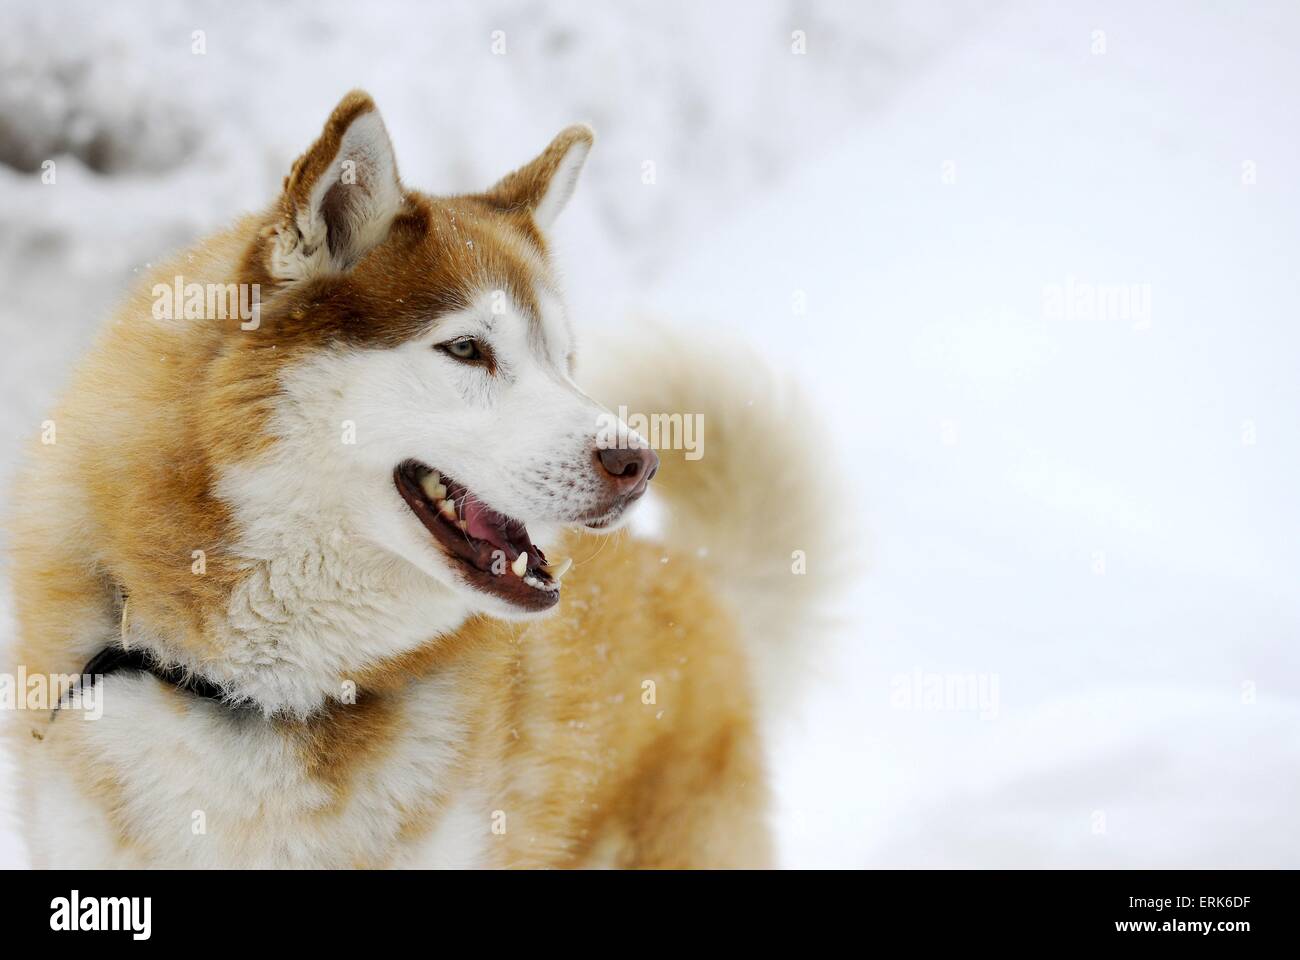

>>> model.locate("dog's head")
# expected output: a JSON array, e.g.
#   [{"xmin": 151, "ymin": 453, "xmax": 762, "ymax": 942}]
[{"xmin": 231, "ymin": 91, "xmax": 656, "ymax": 618}]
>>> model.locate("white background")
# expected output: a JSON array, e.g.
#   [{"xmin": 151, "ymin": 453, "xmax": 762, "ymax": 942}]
[{"xmin": 1, "ymin": 0, "xmax": 1297, "ymax": 868}]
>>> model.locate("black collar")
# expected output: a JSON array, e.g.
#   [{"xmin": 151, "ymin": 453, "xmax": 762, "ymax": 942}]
[
  {"xmin": 60, "ymin": 645, "xmax": 234, "ymax": 714},
  {"xmin": 57, "ymin": 587, "xmax": 239, "ymax": 715}
]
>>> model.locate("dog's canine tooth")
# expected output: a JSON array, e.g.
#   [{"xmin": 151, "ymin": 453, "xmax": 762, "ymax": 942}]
[
  {"xmin": 438, "ymin": 498, "xmax": 457, "ymax": 520},
  {"xmin": 511, "ymin": 552, "xmax": 528, "ymax": 577},
  {"xmin": 419, "ymin": 471, "xmax": 445, "ymax": 501},
  {"xmin": 542, "ymin": 557, "xmax": 572, "ymax": 581}
]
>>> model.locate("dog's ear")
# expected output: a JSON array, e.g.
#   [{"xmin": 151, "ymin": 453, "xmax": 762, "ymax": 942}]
[
  {"xmin": 267, "ymin": 90, "xmax": 403, "ymax": 281},
  {"xmin": 482, "ymin": 124, "xmax": 593, "ymax": 230}
]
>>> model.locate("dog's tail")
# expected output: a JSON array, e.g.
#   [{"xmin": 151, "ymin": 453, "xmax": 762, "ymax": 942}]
[{"xmin": 586, "ymin": 325, "xmax": 848, "ymax": 711}]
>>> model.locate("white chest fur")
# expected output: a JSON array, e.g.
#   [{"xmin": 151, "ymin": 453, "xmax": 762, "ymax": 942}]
[{"xmin": 29, "ymin": 667, "xmax": 489, "ymax": 868}]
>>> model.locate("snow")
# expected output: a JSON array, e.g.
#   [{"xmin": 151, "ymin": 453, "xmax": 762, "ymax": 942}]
[
  {"xmin": 2, "ymin": 0, "xmax": 1298, "ymax": 868},
  {"xmin": 639, "ymin": 0, "xmax": 1300, "ymax": 867}
]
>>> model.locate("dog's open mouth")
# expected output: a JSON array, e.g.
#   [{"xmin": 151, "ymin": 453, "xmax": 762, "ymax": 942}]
[{"xmin": 394, "ymin": 459, "xmax": 567, "ymax": 611}]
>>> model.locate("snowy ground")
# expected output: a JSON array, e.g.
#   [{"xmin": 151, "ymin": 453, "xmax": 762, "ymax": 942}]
[
  {"xmin": 670, "ymin": 0, "xmax": 1300, "ymax": 867},
  {"xmin": 2, "ymin": 0, "xmax": 1298, "ymax": 868}
]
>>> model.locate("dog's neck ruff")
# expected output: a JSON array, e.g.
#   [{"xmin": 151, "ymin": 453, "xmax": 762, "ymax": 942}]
[{"xmin": 71, "ymin": 534, "xmax": 477, "ymax": 718}]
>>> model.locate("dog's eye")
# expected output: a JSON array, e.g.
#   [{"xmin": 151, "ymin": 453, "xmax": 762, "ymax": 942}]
[{"xmin": 440, "ymin": 337, "xmax": 484, "ymax": 363}]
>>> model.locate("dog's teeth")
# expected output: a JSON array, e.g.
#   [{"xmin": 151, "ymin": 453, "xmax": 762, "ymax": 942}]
[
  {"xmin": 419, "ymin": 472, "xmax": 445, "ymax": 500},
  {"xmin": 438, "ymin": 498, "xmax": 457, "ymax": 520},
  {"xmin": 542, "ymin": 557, "xmax": 572, "ymax": 581},
  {"xmin": 524, "ymin": 575, "xmax": 541, "ymax": 588},
  {"xmin": 457, "ymin": 519, "xmax": 468, "ymax": 530},
  {"xmin": 511, "ymin": 552, "xmax": 528, "ymax": 577}
]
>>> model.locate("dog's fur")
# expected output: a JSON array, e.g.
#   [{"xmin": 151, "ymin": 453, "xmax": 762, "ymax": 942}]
[{"xmin": 5, "ymin": 92, "xmax": 835, "ymax": 868}]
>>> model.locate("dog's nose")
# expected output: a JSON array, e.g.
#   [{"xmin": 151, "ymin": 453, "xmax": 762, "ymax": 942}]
[{"xmin": 597, "ymin": 445, "xmax": 659, "ymax": 493}]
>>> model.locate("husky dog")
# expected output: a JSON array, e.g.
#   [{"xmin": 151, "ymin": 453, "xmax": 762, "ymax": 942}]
[{"xmin": 6, "ymin": 92, "xmax": 835, "ymax": 868}]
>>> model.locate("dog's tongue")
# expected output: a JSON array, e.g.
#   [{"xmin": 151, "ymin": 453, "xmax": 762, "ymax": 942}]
[
  {"xmin": 460, "ymin": 492, "xmax": 541, "ymax": 561},
  {"xmin": 461, "ymin": 494, "xmax": 510, "ymax": 549}
]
